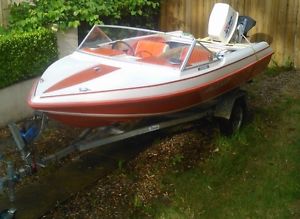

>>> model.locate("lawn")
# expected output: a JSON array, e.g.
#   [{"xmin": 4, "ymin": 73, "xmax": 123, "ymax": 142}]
[{"xmin": 142, "ymin": 72, "xmax": 300, "ymax": 218}]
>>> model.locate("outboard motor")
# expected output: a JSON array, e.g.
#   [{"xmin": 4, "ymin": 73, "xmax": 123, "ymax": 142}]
[
  {"xmin": 235, "ymin": 16, "xmax": 256, "ymax": 43},
  {"xmin": 208, "ymin": 3, "xmax": 239, "ymax": 44},
  {"xmin": 208, "ymin": 3, "xmax": 256, "ymax": 44}
]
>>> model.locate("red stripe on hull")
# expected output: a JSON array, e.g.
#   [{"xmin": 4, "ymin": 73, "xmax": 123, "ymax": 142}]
[
  {"xmin": 45, "ymin": 64, "xmax": 119, "ymax": 93},
  {"xmin": 31, "ymin": 54, "xmax": 272, "ymax": 127}
]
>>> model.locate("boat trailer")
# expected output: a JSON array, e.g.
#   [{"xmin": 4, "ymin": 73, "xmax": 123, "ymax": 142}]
[{"xmin": 0, "ymin": 89, "xmax": 247, "ymax": 215}]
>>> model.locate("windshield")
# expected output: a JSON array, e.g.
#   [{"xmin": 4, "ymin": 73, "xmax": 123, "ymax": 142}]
[{"xmin": 79, "ymin": 25, "xmax": 213, "ymax": 70}]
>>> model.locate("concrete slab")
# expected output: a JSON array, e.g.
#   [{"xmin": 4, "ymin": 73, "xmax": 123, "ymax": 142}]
[{"xmin": 0, "ymin": 78, "xmax": 36, "ymax": 128}]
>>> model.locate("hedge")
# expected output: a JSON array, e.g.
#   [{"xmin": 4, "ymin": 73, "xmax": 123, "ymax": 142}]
[{"xmin": 0, "ymin": 29, "xmax": 58, "ymax": 89}]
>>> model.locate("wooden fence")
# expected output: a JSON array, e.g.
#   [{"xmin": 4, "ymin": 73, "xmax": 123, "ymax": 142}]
[
  {"xmin": 160, "ymin": 0, "xmax": 300, "ymax": 68},
  {"xmin": 0, "ymin": 0, "xmax": 9, "ymax": 27},
  {"xmin": 0, "ymin": 0, "xmax": 24, "ymax": 27}
]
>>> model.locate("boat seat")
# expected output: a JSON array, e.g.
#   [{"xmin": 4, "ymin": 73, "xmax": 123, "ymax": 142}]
[
  {"xmin": 180, "ymin": 47, "xmax": 211, "ymax": 66},
  {"xmin": 135, "ymin": 40, "xmax": 169, "ymax": 58}
]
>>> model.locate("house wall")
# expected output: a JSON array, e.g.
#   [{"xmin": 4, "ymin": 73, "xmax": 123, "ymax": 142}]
[
  {"xmin": 160, "ymin": 0, "xmax": 300, "ymax": 68},
  {"xmin": 0, "ymin": 78, "xmax": 36, "ymax": 127},
  {"xmin": 0, "ymin": 28, "xmax": 78, "ymax": 127},
  {"xmin": 0, "ymin": 0, "xmax": 78, "ymax": 126}
]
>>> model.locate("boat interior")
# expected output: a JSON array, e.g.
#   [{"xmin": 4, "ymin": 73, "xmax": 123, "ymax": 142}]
[
  {"xmin": 80, "ymin": 30, "xmax": 208, "ymax": 67},
  {"xmin": 80, "ymin": 30, "xmax": 252, "ymax": 69}
]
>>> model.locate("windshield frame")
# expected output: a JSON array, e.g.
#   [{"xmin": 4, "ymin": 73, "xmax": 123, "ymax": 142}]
[
  {"xmin": 78, "ymin": 25, "xmax": 214, "ymax": 71},
  {"xmin": 77, "ymin": 25, "xmax": 163, "ymax": 49}
]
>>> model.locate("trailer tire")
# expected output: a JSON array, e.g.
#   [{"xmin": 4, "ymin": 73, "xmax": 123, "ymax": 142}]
[{"xmin": 219, "ymin": 99, "xmax": 246, "ymax": 136}]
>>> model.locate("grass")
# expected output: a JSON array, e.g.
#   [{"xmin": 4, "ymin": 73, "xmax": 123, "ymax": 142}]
[
  {"xmin": 139, "ymin": 94, "xmax": 300, "ymax": 218},
  {"xmin": 265, "ymin": 58, "xmax": 295, "ymax": 77}
]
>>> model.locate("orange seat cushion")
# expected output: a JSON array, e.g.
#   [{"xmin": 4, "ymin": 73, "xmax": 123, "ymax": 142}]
[{"xmin": 135, "ymin": 40, "xmax": 168, "ymax": 58}]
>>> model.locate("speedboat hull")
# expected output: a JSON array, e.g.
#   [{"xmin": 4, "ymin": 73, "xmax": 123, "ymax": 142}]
[{"xmin": 29, "ymin": 43, "xmax": 272, "ymax": 127}]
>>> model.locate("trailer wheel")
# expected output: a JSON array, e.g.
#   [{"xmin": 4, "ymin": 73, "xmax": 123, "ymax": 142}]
[{"xmin": 219, "ymin": 99, "xmax": 246, "ymax": 136}]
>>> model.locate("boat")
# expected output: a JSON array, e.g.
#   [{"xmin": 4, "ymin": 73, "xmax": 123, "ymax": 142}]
[{"xmin": 28, "ymin": 3, "xmax": 273, "ymax": 127}]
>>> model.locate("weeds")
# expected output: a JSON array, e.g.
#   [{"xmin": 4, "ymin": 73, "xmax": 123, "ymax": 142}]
[
  {"xmin": 133, "ymin": 195, "xmax": 143, "ymax": 208},
  {"xmin": 170, "ymin": 154, "xmax": 184, "ymax": 167},
  {"xmin": 265, "ymin": 58, "xmax": 295, "ymax": 77},
  {"xmin": 117, "ymin": 159, "xmax": 125, "ymax": 170}
]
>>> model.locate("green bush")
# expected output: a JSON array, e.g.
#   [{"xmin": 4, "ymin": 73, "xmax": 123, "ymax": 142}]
[
  {"xmin": 0, "ymin": 29, "xmax": 58, "ymax": 89},
  {"xmin": 0, "ymin": 26, "xmax": 8, "ymax": 35},
  {"xmin": 9, "ymin": 0, "xmax": 160, "ymax": 31}
]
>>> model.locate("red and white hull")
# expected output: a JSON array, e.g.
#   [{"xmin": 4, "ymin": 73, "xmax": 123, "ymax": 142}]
[{"xmin": 28, "ymin": 25, "xmax": 273, "ymax": 127}]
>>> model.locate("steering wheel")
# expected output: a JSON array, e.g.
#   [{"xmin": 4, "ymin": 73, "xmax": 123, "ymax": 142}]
[{"xmin": 112, "ymin": 40, "xmax": 134, "ymax": 55}]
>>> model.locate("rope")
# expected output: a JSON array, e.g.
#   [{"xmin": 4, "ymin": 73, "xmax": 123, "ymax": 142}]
[{"xmin": 242, "ymin": 34, "xmax": 259, "ymax": 61}]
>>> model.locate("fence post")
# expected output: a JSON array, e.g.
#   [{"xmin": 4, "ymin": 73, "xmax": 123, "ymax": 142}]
[
  {"xmin": 0, "ymin": 0, "xmax": 9, "ymax": 27},
  {"xmin": 0, "ymin": 0, "xmax": 3, "ymax": 27}
]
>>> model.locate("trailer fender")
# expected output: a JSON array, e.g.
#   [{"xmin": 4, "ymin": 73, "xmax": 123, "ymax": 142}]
[{"xmin": 214, "ymin": 90, "xmax": 247, "ymax": 120}]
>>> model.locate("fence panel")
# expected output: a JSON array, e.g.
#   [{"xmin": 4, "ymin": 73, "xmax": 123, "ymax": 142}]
[
  {"xmin": 160, "ymin": 0, "xmax": 300, "ymax": 68},
  {"xmin": 0, "ymin": 0, "xmax": 9, "ymax": 27},
  {"xmin": 0, "ymin": 0, "xmax": 24, "ymax": 27}
]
